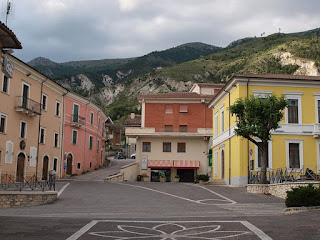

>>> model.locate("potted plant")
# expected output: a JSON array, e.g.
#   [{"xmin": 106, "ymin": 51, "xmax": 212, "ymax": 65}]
[
  {"xmin": 197, "ymin": 174, "xmax": 209, "ymax": 185},
  {"xmin": 160, "ymin": 173, "xmax": 166, "ymax": 183},
  {"xmin": 173, "ymin": 175, "xmax": 180, "ymax": 183}
]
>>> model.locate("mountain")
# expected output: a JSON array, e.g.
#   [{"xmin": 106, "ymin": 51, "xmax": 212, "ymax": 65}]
[{"xmin": 28, "ymin": 28, "xmax": 320, "ymax": 122}]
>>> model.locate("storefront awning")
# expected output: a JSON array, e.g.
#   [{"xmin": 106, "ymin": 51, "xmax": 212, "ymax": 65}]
[
  {"xmin": 174, "ymin": 160, "xmax": 200, "ymax": 169},
  {"xmin": 148, "ymin": 160, "xmax": 173, "ymax": 169}
]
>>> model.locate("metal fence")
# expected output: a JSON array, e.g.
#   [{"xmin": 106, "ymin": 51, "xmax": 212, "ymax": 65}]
[
  {"xmin": 249, "ymin": 165, "xmax": 320, "ymax": 184},
  {"xmin": 0, "ymin": 172, "xmax": 55, "ymax": 192}
]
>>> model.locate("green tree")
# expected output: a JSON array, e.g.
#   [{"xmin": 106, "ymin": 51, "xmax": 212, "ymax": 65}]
[{"xmin": 229, "ymin": 95, "xmax": 288, "ymax": 183}]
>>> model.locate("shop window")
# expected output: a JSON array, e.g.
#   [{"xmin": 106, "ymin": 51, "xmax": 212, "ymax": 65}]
[
  {"xmin": 143, "ymin": 142, "xmax": 151, "ymax": 152},
  {"xmin": 163, "ymin": 142, "xmax": 171, "ymax": 152},
  {"xmin": 177, "ymin": 143, "xmax": 186, "ymax": 153}
]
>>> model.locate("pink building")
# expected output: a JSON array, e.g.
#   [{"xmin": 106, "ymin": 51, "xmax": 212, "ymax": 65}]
[{"xmin": 62, "ymin": 92, "xmax": 107, "ymax": 176}]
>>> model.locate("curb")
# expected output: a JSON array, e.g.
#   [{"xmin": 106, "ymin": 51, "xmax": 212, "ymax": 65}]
[{"xmin": 286, "ymin": 206, "xmax": 320, "ymax": 214}]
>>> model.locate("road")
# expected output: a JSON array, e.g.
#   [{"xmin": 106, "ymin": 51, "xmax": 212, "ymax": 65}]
[{"xmin": 0, "ymin": 163, "xmax": 320, "ymax": 239}]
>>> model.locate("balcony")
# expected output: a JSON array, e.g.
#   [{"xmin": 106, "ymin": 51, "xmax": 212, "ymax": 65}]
[
  {"xmin": 313, "ymin": 123, "xmax": 320, "ymax": 138},
  {"xmin": 70, "ymin": 115, "xmax": 86, "ymax": 127},
  {"xmin": 15, "ymin": 96, "xmax": 41, "ymax": 116},
  {"xmin": 125, "ymin": 127, "xmax": 212, "ymax": 137}
]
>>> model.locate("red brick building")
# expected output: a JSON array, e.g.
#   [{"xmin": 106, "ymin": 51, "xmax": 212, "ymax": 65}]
[{"xmin": 125, "ymin": 83, "xmax": 223, "ymax": 182}]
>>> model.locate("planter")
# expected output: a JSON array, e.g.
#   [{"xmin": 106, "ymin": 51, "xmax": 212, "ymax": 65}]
[
  {"xmin": 199, "ymin": 180, "xmax": 206, "ymax": 185},
  {"xmin": 160, "ymin": 177, "xmax": 166, "ymax": 183},
  {"xmin": 173, "ymin": 178, "xmax": 180, "ymax": 183}
]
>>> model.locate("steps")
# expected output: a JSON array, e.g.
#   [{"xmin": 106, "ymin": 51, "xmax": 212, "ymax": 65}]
[{"xmin": 206, "ymin": 179, "xmax": 226, "ymax": 185}]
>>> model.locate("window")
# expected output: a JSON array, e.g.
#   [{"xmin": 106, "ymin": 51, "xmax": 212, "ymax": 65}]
[
  {"xmin": 164, "ymin": 125, "xmax": 173, "ymax": 132},
  {"xmin": 2, "ymin": 75, "xmax": 9, "ymax": 93},
  {"xmin": 98, "ymin": 117, "xmax": 100, "ymax": 129},
  {"xmin": 179, "ymin": 105, "xmax": 188, "ymax": 113},
  {"xmin": 20, "ymin": 121, "xmax": 26, "ymax": 138},
  {"xmin": 89, "ymin": 136, "xmax": 93, "ymax": 149},
  {"xmin": 0, "ymin": 114, "xmax": 7, "ymax": 133},
  {"xmin": 288, "ymin": 99, "xmax": 298, "ymax": 123},
  {"xmin": 73, "ymin": 104, "xmax": 79, "ymax": 122},
  {"xmin": 177, "ymin": 143, "xmax": 186, "ymax": 153},
  {"xmin": 72, "ymin": 130, "xmax": 77, "ymax": 145},
  {"xmin": 165, "ymin": 105, "xmax": 173, "ymax": 114},
  {"xmin": 179, "ymin": 125, "xmax": 188, "ymax": 132},
  {"xmin": 41, "ymin": 94, "xmax": 47, "ymax": 110},
  {"xmin": 53, "ymin": 158, "xmax": 58, "ymax": 171},
  {"xmin": 221, "ymin": 109, "xmax": 224, "ymax": 133},
  {"xmin": 55, "ymin": 101, "xmax": 60, "ymax": 116},
  {"xmin": 163, "ymin": 142, "xmax": 171, "ymax": 152},
  {"xmin": 90, "ymin": 112, "xmax": 94, "ymax": 125},
  {"xmin": 289, "ymin": 143, "xmax": 300, "ymax": 168},
  {"xmin": 214, "ymin": 112, "xmax": 218, "ymax": 137},
  {"xmin": 77, "ymin": 162, "xmax": 81, "ymax": 170},
  {"xmin": 39, "ymin": 127, "xmax": 45, "ymax": 144},
  {"xmin": 54, "ymin": 132, "xmax": 59, "ymax": 148},
  {"xmin": 143, "ymin": 142, "xmax": 151, "ymax": 152},
  {"xmin": 318, "ymin": 100, "xmax": 320, "ymax": 123},
  {"xmin": 97, "ymin": 139, "xmax": 100, "ymax": 152}
]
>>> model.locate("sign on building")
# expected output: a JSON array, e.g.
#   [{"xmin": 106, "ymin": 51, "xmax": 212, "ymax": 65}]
[
  {"xmin": 141, "ymin": 155, "xmax": 148, "ymax": 170},
  {"xmin": 2, "ymin": 56, "xmax": 13, "ymax": 79}
]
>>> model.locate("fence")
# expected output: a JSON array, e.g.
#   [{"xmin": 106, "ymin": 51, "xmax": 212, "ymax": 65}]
[
  {"xmin": 249, "ymin": 165, "xmax": 320, "ymax": 184},
  {"xmin": 0, "ymin": 171, "xmax": 55, "ymax": 192}
]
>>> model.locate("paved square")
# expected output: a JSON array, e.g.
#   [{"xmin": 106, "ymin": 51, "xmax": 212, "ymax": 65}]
[{"xmin": 68, "ymin": 220, "xmax": 271, "ymax": 240}]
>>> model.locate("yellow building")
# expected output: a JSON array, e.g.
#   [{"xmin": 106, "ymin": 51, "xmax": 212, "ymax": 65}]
[{"xmin": 208, "ymin": 74, "xmax": 320, "ymax": 185}]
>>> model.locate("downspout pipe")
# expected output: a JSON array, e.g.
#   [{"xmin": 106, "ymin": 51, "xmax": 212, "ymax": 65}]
[
  {"xmin": 223, "ymin": 89, "xmax": 231, "ymax": 185},
  {"xmin": 60, "ymin": 91, "xmax": 68, "ymax": 178},
  {"xmin": 247, "ymin": 79, "xmax": 250, "ymax": 184},
  {"xmin": 36, "ymin": 78, "xmax": 48, "ymax": 180}
]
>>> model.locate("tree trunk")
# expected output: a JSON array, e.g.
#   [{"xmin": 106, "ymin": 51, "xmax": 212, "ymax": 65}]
[{"xmin": 259, "ymin": 142, "xmax": 269, "ymax": 183}]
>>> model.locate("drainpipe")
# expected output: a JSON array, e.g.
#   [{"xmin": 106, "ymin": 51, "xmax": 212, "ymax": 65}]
[
  {"xmin": 36, "ymin": 78, "xmax": 48, "ymax": 180},
  {"xmin": 60, "ymin": 91, "xmax": 68, "ymax": 178},
  {"xmin": 223, "ymin": 89, "xmax": 231, "ymax": 185},
  {"xmin": 247, "ymin": 79, "xmax": 250, "ymax": 184}
]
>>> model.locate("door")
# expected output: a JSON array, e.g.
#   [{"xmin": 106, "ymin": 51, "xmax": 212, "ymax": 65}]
[
  {"xmin": 73, "ymin": 105, "xmax": 79, "ymax": 122},
  {"xmin": 22, "ymin": 84, "xmax": 29, "ymax": 108},
  {"xmin": 177, "ymin": 169, "xmax": 195, "ymax": 182},
  {"xmin": 221, "ymin": 149, "xmax": 225, "ymax": 179},
  {"xmin": 16, "ymin": 153, "xmax": 25, "ymax": 182},
  {"xmin": 42, "ymin": 156, "xmax": 49, "ymax": 180},
  {"xmin": 67, "ymin": 153, "xmax": 73, "ymax": 175}
]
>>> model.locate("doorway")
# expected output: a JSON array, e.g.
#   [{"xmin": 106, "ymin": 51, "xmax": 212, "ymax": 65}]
[
  {"xmin": 42, "ymin": 156, "xmax": 49, "ymax": 180},
  {"xmin": 22, "ymin": 84, "xmax": 29, "ymax": 108},
  {"xmin": 221, "ymin": 149, "xmax": 225, "ymax": 179},
  {"xmin": 67, "ymin": 153, "xmax": 73, "ymax": 175},
  {"xmin": 177, "ymin": 169, "xmax": 195, "ymax": 182},
  {"xmin": 16, "ymin": 152, "xmax": 25, "ymax": 182}
]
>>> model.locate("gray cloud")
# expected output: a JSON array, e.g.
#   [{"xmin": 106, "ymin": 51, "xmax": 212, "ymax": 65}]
[{"xmin": 4, "ymin": 0, "xmax": 320, "ymax": 63}]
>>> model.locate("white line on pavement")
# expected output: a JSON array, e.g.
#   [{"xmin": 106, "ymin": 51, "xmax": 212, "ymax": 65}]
[
  {"xmin": 241, "ymin": 221, "xmax": 273, "ymax": 240},
  {"xmin": 116, "ymin": 182, "xmax": 234, "ymax": 205},
  {"xmin": 191, "ymin": 184, "xmax": 237, "ymax": 204},
  {"xmin": 66, "ymin": 220, "xmax": 99, "ymax": 240},
  {"xmin": 57, "ymin": 183, "xmax": 70, "ymax": 198}
]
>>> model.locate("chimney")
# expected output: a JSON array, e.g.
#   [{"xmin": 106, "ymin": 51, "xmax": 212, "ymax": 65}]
[{"xmin": 131, "ymin": 112, "xmax": 135, "ymax": 119}]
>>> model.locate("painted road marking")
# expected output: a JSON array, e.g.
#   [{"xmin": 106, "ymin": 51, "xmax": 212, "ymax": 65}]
[
  {"xmin": 191, "ymin": 184, "xmax": 237, "ymax": 204},
  {"xmin": 57, "ymin": 182, "xmax": 70, "ymax": 198},
  {"xmin": 67, "ymin": 220, "xmax": 272, "ymax": 240},
  {"xmin": 117, "ymin": 182, "xmax": 235, "ymax": 205}
]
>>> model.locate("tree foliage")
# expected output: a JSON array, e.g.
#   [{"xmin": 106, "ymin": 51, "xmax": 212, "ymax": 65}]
[{"xmin": 229, "ymin": 94, "xmax": 288, "ymax": 145}]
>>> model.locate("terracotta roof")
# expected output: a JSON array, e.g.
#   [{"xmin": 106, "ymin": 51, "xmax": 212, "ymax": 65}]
[
  {"xmin": 137, "ymin": 92, "xmax": 214, "ymax": 100},
  {"xmin": 195, "ymin": 83, "xmax": 225, "ymax": 88},
  {"xmin": 234, "ymin": 73, "xmax": 320, "ymax": 81},
  {"xmin": 124, "ymin": 115, "xmax": 141, "ymax": 126},
  {"xmin": 0, "ymin": 22, "xmax": 22, "ymax": 49}
]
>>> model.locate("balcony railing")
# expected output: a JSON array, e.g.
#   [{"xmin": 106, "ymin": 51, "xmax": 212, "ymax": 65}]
[
  {"xmin": 70, "ymin": 114, "xmax": 85, "ymax": 127},
  {"xmin": 15, "ymin": 96, "xmax": 41, "ymax": 116}
]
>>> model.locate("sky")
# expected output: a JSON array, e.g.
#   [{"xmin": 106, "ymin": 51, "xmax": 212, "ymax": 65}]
[{"xmin": 3, "ymin": 0, "xmax": 320, "ymax": 63}]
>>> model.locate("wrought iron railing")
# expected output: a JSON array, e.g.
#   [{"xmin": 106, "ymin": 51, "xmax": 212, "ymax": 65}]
[
  {"xmin": 15, "ymin": 96, "xmax": 41, "ymax": 115},
  {"xmin": 249, "ymin": 166, "xmax": 320, "ymax": 184},
  {"xmin": 0, "ymin": 172, "xmax": 55, "ymax": 192}
]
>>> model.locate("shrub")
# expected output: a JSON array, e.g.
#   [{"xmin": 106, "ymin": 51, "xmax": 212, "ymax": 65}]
[
  {"xmin": 197, "ymin": 174, "xmax": 209, "ymax": 182},
  {"xmin": 285, "ymin": 184, "xmax": 320, "ymax": 207}
]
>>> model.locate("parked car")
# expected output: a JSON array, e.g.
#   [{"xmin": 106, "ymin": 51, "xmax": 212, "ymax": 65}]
[
  {"xmin": 130, "ymin": 153, "xmax": 136, "ymax": 159},
  {"xmin": 115, "ymin": 152, "xmax": 126, "ymax": 159}
]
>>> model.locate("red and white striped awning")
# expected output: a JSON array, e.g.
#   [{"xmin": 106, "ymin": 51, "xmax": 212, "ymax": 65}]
[
  {"xmin": 148, "ymin": 160, "xmax": 173, "ymax": 169},
  {"xmin": 174, "ymin": 160, "xmax": 200, "ymax": 169}
]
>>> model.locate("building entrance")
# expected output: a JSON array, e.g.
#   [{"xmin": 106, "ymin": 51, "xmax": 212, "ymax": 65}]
[
  {"xmin": 177, "ymin": 169, "xmax": 195, "ymax": 182},
  {"xmin": 151, "ymin": 169, "xmax": 171, "ymax": 182}
]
